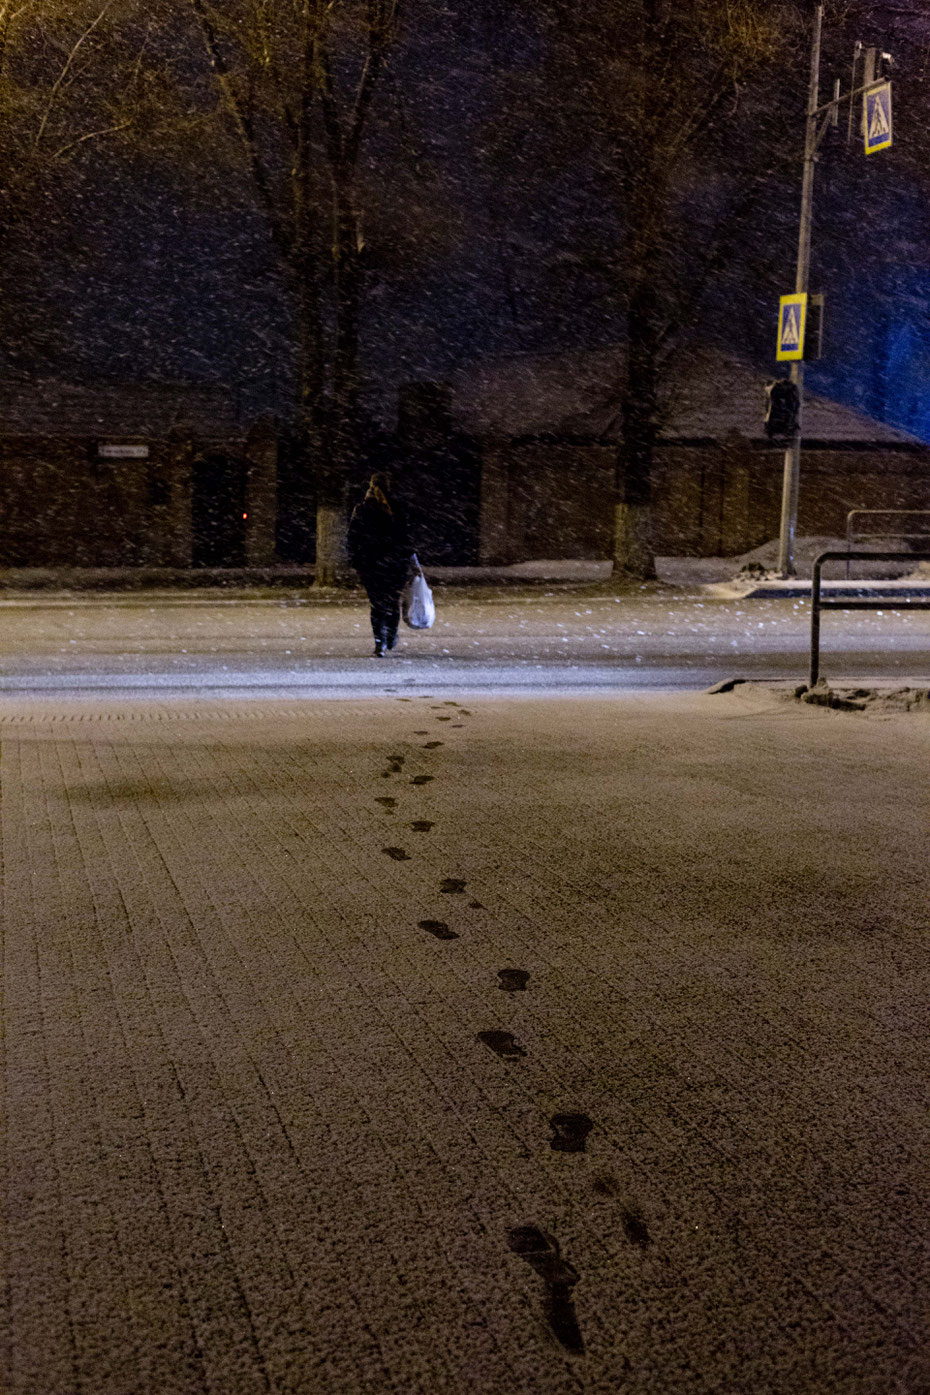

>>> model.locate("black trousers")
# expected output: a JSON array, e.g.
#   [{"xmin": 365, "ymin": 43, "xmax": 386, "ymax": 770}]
[{"xmin": 360, "ymin": 569, "xmax": 405, "ymax": 646}]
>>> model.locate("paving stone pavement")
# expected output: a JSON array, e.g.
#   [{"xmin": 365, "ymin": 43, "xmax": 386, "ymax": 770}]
[{"xmin": 2, "ymin": 688, "xmax": 930, "ymax": 1394}]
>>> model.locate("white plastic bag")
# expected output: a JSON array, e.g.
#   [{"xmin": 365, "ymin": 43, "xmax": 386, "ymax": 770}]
[{"xmin": 403, "ymin": 566, "xmax": 435, "ymax": 630}]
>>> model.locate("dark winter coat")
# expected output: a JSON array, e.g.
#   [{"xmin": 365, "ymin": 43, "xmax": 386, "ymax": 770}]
[{"xmin": 347, "ymin": 496, "xmax": 413, "ymax": 592}]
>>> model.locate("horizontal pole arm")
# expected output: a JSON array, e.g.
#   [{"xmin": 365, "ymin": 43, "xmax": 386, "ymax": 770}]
[{"xmin": 811, "ymin": 78, "xmax": 888, "ymax": 119}]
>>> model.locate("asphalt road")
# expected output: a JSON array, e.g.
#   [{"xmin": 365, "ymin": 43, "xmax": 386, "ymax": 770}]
[{"xmin": 0, "ymin": 587, "xmax": 928, "ymax": 692}]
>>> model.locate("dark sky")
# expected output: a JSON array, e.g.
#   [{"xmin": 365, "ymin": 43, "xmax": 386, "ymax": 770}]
[{"xmin": 3, "ymin": 0, "xmax": 929, "ymax": 440}]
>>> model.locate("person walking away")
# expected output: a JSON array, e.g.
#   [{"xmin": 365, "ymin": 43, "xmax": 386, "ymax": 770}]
[{"xmin": 347, "ymin": 473, "xmax": 416, "ymax": 656}]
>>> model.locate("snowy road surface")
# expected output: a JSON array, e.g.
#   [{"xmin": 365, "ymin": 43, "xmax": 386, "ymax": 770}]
[
  {"xmin": 3, "ymin": 686, "xmax": 929, "ymax": 1393},
  {"xmin": 0, "ymin": 587, "xmax": 928, "ymax": 691}
]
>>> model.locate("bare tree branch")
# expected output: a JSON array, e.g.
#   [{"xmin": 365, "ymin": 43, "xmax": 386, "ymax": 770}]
[
  {"xmin": 253, "ymin": 0, "xmax": 295, "ymax": 134},
  {"xmin": 344, "ymin": 0, "xmax": 401, "ymax": 169},
  {"xmin": 188, "ymin": 0, "xmax": 292, "ymax": 259},
  {"xmin": 315, "ymin": 11, "xmax": 344, "ymax": 172},
  {"xmin": 50, "ymin": 115, "xmax": 132, "ymax": 161},
  {"xmin": 34, "ymin": 0, "xmax": 115, "ymax": 152}
]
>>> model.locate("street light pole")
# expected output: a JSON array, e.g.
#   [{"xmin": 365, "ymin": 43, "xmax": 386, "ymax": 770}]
[{"xmin": 776, "ymin": 2, "xmax": 823, "ymax": 578}]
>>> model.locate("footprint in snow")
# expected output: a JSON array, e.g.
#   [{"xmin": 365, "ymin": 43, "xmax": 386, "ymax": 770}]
[
  {"xmin": 411, "ymin": 821, "xmax": 433, "ymax": 832},
  {"xmin": 497, "ymin": 968, "xmax": 530, "ymax": 992},
  {"xmin": 382, "ymin": 847, "xmax": 411, "ymax": 861},
  {"xmin": 620, "ymin": 1210, "xmax": 652, "ymax": 1249},
  {"xmin": 440, "ymin": 877, "xmax": 466, "ymax": 894},
  {"xmin": 419, "ymin": 919, "xmax": 458, "ymax": 940},
  {"xmin": 375, "ymin": 797, "xmax": 396, "ymax": 809},
  {"xmin": 477, "ymin": 1030, "xmax": 525, "ymax": 1059},
  {"xmin": 411, "ymin": 774, "xmax": 434, "ymax": 786},
  {"xmin": 549, "ymin": 1113, "xmax": 593, "ymax": 1153},
  {"xmin": 506, "ymin": 1226, "xmax": 584, "ymax": 1355}
]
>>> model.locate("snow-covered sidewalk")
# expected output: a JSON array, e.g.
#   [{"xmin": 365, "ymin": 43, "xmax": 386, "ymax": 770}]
[
  {"xmin": 0, "ymin": 539, "xmax": 924, "ymax": 596},
  {"xmin": 3, "ymin": 688, "xmax": 929, "ymax": 1393}
]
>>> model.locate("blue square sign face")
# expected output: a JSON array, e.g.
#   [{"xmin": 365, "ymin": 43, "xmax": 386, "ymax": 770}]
[{"xmin": 864, "ymin": 82, "xmax": 892, "ymax": 155}]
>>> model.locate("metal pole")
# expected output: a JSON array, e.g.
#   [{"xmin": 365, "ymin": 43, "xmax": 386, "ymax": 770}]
[
  {"xmin": 777, "ymin": 3, "xmax": 823, "ymax": 578},
  {"xmin": 809, "ymin": 552, "xmax": 823, "ymax": 686},
  {"xmin": 847, "ymin": 42, "xmax": 861, "ymax": 145}
]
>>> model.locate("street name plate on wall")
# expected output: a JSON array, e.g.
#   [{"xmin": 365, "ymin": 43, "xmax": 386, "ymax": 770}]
[{"xmin": 97, "ymin": 443, "xmax": 149, "ymax": 459}]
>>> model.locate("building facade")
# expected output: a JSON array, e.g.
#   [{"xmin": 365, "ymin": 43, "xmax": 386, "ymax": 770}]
[
  {"xmin": 0, "ymin": 381, "xmax": 277, "ymax": 571},
  {"xmin": 2, "ymin": 358, "xmax": 927, "ymax": 573},
  {"xmin": 446, "ymin": 347, "xmax": 930, "ymax": 562}
]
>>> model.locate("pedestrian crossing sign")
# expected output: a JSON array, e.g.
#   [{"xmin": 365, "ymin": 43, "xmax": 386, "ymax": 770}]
[
  {"xmin": 864, "ymin": 82, "xmax": 892, "ymax": 155},
  {"xmin": 777, "ymin": 293, "xmax": 807, "ymax": 362}
]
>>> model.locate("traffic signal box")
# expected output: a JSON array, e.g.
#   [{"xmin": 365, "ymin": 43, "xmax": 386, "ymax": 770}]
[{"xmin": 764, "ymin": 379, "xmax": 801, "ymax": 439}]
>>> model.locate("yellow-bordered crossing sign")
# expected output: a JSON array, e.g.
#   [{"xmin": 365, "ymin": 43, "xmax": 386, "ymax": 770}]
[
  {"xmin": 864, "ymin": 82, "xmax": 892, "ymax": 155},
  {"xmin": 777, "ymin": 294, "xmax": 807, "ymax": 362}
]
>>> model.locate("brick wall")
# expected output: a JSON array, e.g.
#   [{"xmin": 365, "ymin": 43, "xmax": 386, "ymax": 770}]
[
  {"xmin": 0, "ymin": 439, "xmax": 162, "ymax": 567},
  {"xmin": 0, "ymin": 432, "xmax": 275, "ymax": 569},
  {"xmin": 478, "ymin": 438, "xmax": 930, "ymax": 560}
]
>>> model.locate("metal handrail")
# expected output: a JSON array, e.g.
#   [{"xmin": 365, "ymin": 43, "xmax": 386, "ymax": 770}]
[
  {"xmin": 810, "ymin": 549, "xmax": 930, "ymax": 687},
  {"xmin": 845, "ymin": 510, "xmax": 930, "ymax": 577}
]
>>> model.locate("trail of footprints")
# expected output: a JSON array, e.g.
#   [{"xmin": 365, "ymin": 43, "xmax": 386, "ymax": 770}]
[{"xmin": 372, "ymin": 694, "xmax": 645, "ymax": 1357}]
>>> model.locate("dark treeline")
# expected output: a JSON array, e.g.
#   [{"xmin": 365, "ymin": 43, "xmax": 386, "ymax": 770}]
[{"xmin": 0, "ymin": 0, "xmax": 927, "ymax": 577}]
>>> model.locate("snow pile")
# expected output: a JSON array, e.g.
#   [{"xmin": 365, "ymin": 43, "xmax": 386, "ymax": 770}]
[
  {"xmin": 795, "ymin": 683, "xmax": 930, "ymax": 713},
  {"xmin": 711, "ymin": 679, "xmax": 930, "ymax": 714},
  {"xmin": 728, "ymin": 536, "xmax": 920, "ymax": 582},
  {"xmin": 733, "ymin": 536, "xmax": 846, "ymax": 575},
  {"xmin": 495, "ymin": 560, "xmax": 612, "ymax": 580}
]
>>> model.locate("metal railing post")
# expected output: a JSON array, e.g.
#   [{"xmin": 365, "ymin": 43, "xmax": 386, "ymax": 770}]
[
  {"xmin": 845, "ymin": 512, "xmax": 852, "ymax": 579},
  {"xmin": 844, "ymin": 511, "xmax": 930, "ymax": 580},
  {"xmin": 810, "ymin": 554, "xmax": 823, "ymax": 686},
  {"xmin": 808, "ymin": 549, "xmax": 930, "ymax": 689}
]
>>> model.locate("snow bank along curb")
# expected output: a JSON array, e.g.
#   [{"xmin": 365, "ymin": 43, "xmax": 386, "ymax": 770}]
[
  {"xmin": 707, "ymin": 676, "xmax": 930, "ymax": 713},
  {"xmin": 705, "ymin": 577, "xmax": 930, "ymax": 601}
]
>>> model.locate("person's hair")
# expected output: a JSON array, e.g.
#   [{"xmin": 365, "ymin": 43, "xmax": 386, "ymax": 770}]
[{"xmin": 365, "ymin": 472, "xmax": 392, "ymax": 513}]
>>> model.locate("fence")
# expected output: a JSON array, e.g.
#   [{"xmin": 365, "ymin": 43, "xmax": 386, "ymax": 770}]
[
  {"xmin": 810, "ymin": 549, "xmax": 930, "ymax": 687},
  {"xmin": 844, "ymin": 510, "xmax": 930, "ymax": 578}
]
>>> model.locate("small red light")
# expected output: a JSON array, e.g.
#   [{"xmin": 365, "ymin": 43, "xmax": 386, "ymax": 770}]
[{"xmin": 242, "ymin": 512, "xmax": 248, "ymax": 520}]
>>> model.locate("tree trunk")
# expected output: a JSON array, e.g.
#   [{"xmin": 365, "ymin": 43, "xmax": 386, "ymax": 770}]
[
  {"xmin": 612, "ymin": 500, "xmax": 656, "ymax": 579},
  {"xmin": 613, "ymin": 275, "xmax": 659, "ymax": 580},
  {"xmin": 310, "ymin": 169, "xmax": 366, "ymax": 587},
  {"xmin": 608, "ymin": 0, "xmax": 667, "ymax": 582},
  {"xmin": 317, "ymin": 169, "xmax": 363, "ymax": 588},
  {"xmin": 291, "ymin": 266, "xmax": 342, "ymax": 583},
  {"xmin": 612, "ymin": 414, "xmax": 658, "ymax": 579},
  {"xmin": 314, "ymin": 492, "xmax": 348, "ymax": 586}
]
